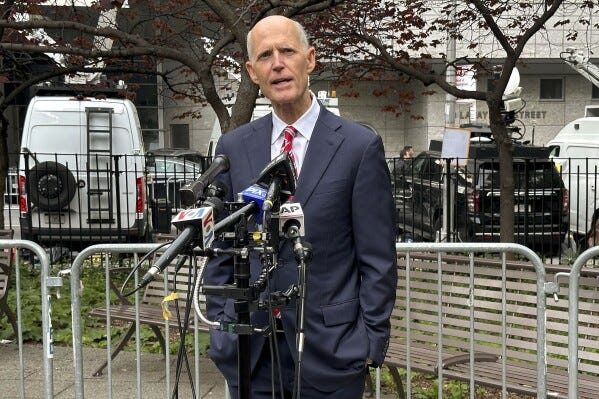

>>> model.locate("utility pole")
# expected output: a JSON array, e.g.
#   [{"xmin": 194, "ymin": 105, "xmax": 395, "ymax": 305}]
[
  {"xmin": 445, "ymin": 1, "xmax": 457, "ymax": 127},
  {"xmin": 441, "ymin": 0, "xmax": 457, "ymax": 243}
]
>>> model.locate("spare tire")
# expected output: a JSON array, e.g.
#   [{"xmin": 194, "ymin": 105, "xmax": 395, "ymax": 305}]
[{"xmin": 29, "ymin": 161, "xmax": 77, "ymax": 211}]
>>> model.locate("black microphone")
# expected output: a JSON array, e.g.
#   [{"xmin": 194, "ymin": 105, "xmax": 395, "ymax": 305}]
[
  {"xmin": 138, "ymin": 206, "xmax": 215, "ymax": 289},
  {"xmin": 204, "ymin": 180, "xmax": 228, "ymax": 201},
  {"xmin": 255, "ymin": 152, "xmax": 296, "ymax": 204},
  {"xmin": 213, "ymin": 183, "xmax": 269, "ymax": 233},
  {"xmin": 262, "ymin": 176, "xmax": 281, "ymax": 213},
  {"xmin": 138, "ymin": 225, "xmax": 197, "ymax": 289},
  {"xmin": 180, "ymin": 155, "xmax": 230, "ymax": 206},
  {"xmin": 214, "ymin": 202, "xmax": 259, "ymax": 235}
]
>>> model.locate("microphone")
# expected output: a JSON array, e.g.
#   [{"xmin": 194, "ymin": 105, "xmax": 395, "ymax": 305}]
[
  {"xmin": 262, "ymin": 176, "xmax": 281, "ymax": 213},
  {"xmin": 211, "ymin": 153, "xmax": 295, "ymax": 235},
  {"xmin": 180, "ymin": 155, "xmax": 230, "ymax": 207},
  {"xmin": 138, "ymin": 207, "xmax": 215, "ymax": 289},
  {"xmin": 255, "ymin": 152, "xmax": 296, "ymax": 204},
  {"xmin": 279, "ymin": 203, "xmax": 310, "ymax": 261},
  {"xmin": 279, "ymin": 202, "xmax": 305, "ymax": 236},
  {"xmin": 204, "ymin": 180, "xmax": 228, "ymax": 201},
  {"xmin": 240, "ymin": 184, "xmax": 268, "ymax": 224},
  {"xmin": 201, "ymin": 180, "xmax": 228, "ymax": 220},
  {"xmin": 214, "ymin": 183, "xmax": 270, "ymax": 234}
]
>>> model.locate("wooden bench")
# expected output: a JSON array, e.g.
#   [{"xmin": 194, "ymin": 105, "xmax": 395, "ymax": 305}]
[
  {"xmin": 89, "ymin": 236, "xmax": 209, "ymax": 376},
  {"xmin": 385, "ymin": 252, "xmax": 599, "ymax": 399},
  {"xmin": 0, "ymin": 229, "xmax": 16, "ymax": 337}
]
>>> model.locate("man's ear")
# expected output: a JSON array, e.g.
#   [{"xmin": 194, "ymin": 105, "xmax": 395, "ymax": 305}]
[
  {"xmin": 245, "ymin": 61, "xmax": 260, "ymax": 84},
  {"xmin": 306, "ymin": 47, "xmax": 316, "ymax": 74}
]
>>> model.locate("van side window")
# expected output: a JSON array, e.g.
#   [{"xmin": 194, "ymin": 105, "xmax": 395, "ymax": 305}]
[{"xmin": 548, "ymin": 145, "xmax": 560, "ymax": 157}]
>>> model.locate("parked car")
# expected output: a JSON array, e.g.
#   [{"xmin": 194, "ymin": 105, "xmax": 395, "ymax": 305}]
[
  {"xmin": 151, "ymin": 147, "xmax": 210, "ymax": 173},
  {"xmin": 147, "ymin": 157, "xmax": 201, "ymax": 208},
  {"xmin": 394, "ymin": 140, "xmax": 569, "ymax": 254}
]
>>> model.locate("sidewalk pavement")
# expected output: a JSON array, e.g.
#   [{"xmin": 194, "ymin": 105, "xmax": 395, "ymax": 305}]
[
  {"xmin": 0, "ymin": 342, "xmax": 395, "ymax": 398},
  {"xmin": 0, "ymin": 342, "xmax": 226, "ymax": 398}
]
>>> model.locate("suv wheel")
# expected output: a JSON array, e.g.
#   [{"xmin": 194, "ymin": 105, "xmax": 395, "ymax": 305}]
[{"xmin": 29, "ymin": 161, "xmax": 77, "ymax": 211}]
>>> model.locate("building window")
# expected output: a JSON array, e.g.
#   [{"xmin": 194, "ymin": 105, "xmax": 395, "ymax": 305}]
[
  {"xmin": 592, "ymin": 84, "xmax": 599, "ymax": 99},
  {"xmin": 170, "ymin": 124, "xmax": 190, "ymax": 149},
  {"xmin": 539, "ymin": 78, "xmax": 563, "ymax": 100}
]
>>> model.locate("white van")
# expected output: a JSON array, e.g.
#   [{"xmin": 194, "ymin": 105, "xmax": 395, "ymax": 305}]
[
  {"xmin": 548, "ymin": 113, "xmax": 599, "ymax": 236},
  {"xmin": 18, "ymin": 92, "xmax": 150, "ymax": 246}
]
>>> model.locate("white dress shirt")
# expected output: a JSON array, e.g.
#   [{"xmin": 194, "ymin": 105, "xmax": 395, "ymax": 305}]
[{"xmin": 270, "ymin": 93, "xmax": 321, "ymax": 175}]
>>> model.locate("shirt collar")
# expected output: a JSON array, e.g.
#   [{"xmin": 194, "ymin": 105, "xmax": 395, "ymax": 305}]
[{"xmin": 271, "ymin": 92, "xmax": 320, "ymax": 144}]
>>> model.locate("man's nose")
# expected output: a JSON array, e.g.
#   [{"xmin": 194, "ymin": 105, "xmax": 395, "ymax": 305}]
[{"xmin": 272, "ymin": 51, "xmax": 284, "ymax": 70}]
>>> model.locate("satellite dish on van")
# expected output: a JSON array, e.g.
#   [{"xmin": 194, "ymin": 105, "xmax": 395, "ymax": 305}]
[{"xmin": 504, "ymin": 67, "xmax": 521, "ymax": 97}]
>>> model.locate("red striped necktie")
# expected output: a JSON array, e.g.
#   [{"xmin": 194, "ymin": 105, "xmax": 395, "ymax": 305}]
[{"xmin": 281, "ymin": 125, "xmax": 298, "ymax": 175}]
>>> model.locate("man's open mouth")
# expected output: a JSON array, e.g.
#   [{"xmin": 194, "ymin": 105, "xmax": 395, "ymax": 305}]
[{"xmin": 272, "ymin": 78, "xmax": 292, "ymax": 85}]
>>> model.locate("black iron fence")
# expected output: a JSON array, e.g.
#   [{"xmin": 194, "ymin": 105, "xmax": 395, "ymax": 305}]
[
  {"xmin": 388, "ymin": 155, "xmax": 598, "ymax": 258},
  {"xmin": 3, "ymin": 152, "xmax": 597, "ymax": 261},
  {"xmin": 2, "ymin": 152, "xmax": 206, "ymax": 252}
]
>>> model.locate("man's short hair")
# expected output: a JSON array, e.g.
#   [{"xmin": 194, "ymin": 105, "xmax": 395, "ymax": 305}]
[{"xmin": 247, "ymin": 18, "xmax": 310, "ymax": 60}]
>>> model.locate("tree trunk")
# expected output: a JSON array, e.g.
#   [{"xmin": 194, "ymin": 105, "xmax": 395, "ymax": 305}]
[
  {"xmin": 488, "ymin": 101, "xmax": 515, "ymax": 247},
  {"xmin": 497, "ymin": 138, "xmax": 514, "ymax": 245}
]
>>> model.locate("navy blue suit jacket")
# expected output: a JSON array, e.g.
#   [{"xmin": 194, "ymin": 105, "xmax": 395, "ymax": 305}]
[{"xmin": 205, "ymin": 105, "xmax": 397, "ymax": 392}]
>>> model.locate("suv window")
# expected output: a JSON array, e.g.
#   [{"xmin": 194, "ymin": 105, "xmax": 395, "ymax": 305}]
[
  {"xmin": 413, "ymin": 154, "xmax": 443, "ymax": 182},
  {"xmin": 411, "ymin": 156, "xmax": 427, "ymax": 176},
  {"xmin": 478, "ymin": 161, "xmax": 562, "ymax": 189}
]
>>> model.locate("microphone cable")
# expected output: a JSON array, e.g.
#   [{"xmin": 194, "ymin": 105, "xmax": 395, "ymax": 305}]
[
  {"xmin": 263, "ymin": 253, "xmax": 286, "ymax": 399},
  {"xmin": 120, "ymin": 240, "xmax": 172, "ymax": 297},
  {"xmin": 115, "ymin": 238, "xmax": 199, "ymax": 398},
  {"xmin": 170, "ymin": 250, "xmax": 198, "ymax": 399}
]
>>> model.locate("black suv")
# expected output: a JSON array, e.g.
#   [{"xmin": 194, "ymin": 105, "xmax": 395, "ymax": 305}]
[{"xmin": 392, "ymin": 140, "xmax": 569, "ymax": 254}]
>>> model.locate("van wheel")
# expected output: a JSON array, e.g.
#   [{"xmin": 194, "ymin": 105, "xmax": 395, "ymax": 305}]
[{"xmin": 29, "ymin": 161, "xmax": 77, "ymax": 211}]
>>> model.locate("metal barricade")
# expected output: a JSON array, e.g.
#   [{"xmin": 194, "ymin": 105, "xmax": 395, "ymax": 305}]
[
  {"xmin": 566, "ymin": 246, "xmax": 599, "ymax": 399},
  {"xmin": 67, "ymin": 241, "xmax": 599, "ymax": 398},
  {"xmin": 0, "ymin": 239, "xmax": 53, "ymax": 399},
  {"xmin": 394, "ymin": 242, "xmax": 548, "ymax": 399},
  {"xmin": 70, "ymin": 243, "xmax": 204, "ymax": 399}
]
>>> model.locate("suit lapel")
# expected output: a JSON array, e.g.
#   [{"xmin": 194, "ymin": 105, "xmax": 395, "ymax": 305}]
[
  {"xmin": 294, "ymin": 110, "xmax": 344, "ymax": 205},
  {"xmin": 242, "ymin": 115, "xmax": 272, "ymax": 181}
]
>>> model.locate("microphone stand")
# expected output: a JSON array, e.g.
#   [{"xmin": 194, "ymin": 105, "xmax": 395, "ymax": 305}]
[
  {"xmin": 202, "ymin": 200, "xmax": 271, "ymax": 399},
  {"xmin": 233, "ymin": 216, "xmax": 252, "ymax": 399},
  {"xmin": 286, "ymin": 226, "xmax": 312, "ymax": 399}
]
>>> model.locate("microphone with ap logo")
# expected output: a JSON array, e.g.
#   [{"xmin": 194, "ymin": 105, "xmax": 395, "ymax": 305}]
[
  {"xmin": 279, "ymin": 202, "xmax": 305, "ymax": 237},
  {"xmin": 279, "ymin": 202, "xmax": 311, "ymax": 266}
]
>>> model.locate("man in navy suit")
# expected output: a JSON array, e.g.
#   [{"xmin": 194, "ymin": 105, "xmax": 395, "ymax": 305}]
[{"xmin": 205, "ymin": 15, "xmax": 397, "ymax": 399}]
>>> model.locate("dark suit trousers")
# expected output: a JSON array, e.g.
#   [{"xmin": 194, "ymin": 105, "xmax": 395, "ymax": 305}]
[{"xmin": 227, "ymin": 332, "xmax": 366, "ymax": 399}]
